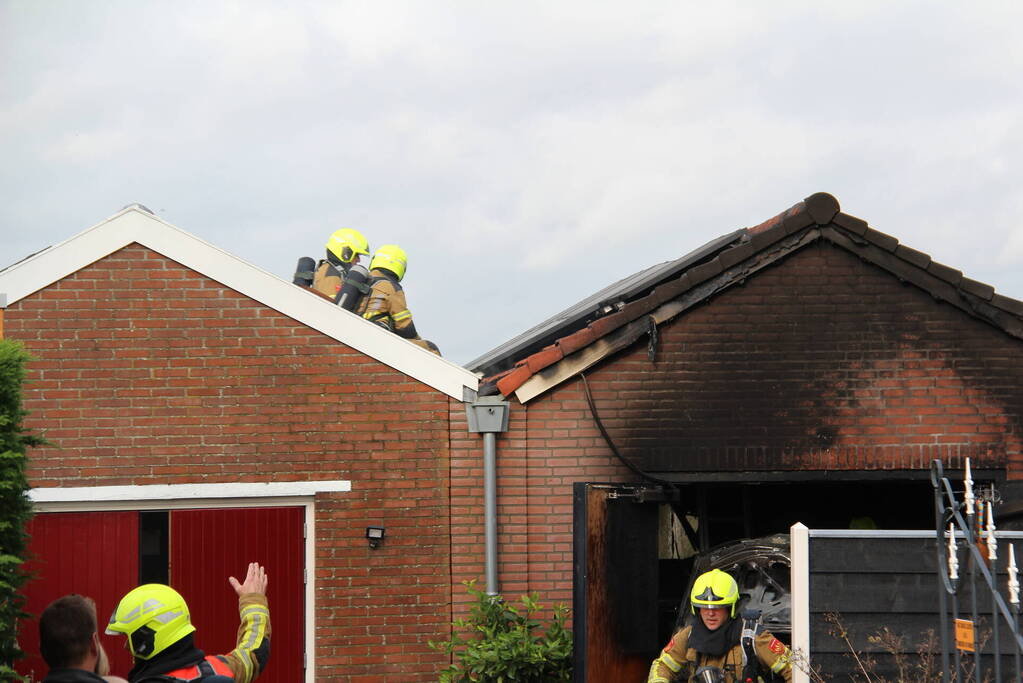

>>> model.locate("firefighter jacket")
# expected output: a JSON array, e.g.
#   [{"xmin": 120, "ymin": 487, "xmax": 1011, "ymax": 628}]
[
  {"xmin": 130, "ymin": 593, "xmax": 270, "ymax": 683},
  {"xmin": 647, "ymin": 623, "xmax": 792, "ymax": 683},
  {"xmin": 311, "ymin": 260, "xmax": 345, "ymax": 301},
  {"xmin": 354, "ymin": 269, "xmax": 440, "ymax": 356},
  {"xmin": 355, "ymin": 270, "xmax": 415, "ymax": 335}
]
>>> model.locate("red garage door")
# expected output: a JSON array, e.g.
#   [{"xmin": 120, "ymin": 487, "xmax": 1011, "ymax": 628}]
[
  {"xmin": 171, "ymin": 507, "xmax": 305, "ymax": 683},
  {"xmin": 18, "ymin": 511, "xmax": 140, "ymax": 680},
  {"xmin": 18, "ymin": 506, "xmax": 305, "ymax": 683}
]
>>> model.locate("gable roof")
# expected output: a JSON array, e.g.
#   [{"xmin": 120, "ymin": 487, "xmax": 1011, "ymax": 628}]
[
  {"xmin": 478, "ymin": 192, "xmax": 1023, "ymax": 403},
  {"xmin": 0, "ymin": 206, "xmax": 478, "ymax": 401}
]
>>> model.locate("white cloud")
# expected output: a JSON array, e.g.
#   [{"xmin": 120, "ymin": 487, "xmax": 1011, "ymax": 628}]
[{"xmin": 5, "ymin": 1, "xmax": 1023, "ymax": 362}]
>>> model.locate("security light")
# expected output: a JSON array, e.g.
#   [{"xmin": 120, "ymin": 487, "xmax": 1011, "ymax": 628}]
[{"xmin": 366, "ymin": 526, "xmax": 386, "ymax": 549}]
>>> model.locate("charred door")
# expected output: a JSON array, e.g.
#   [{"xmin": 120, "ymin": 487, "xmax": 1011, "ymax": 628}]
[{"xmin": 573, "ymin": 483, "xmax": 659, "ymax": 682}]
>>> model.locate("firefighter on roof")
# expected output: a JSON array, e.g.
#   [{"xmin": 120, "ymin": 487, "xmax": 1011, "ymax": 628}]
[
  {"xmin": 355, "ymin": 244, "xmax": 441, "ymax": 355},
  {"xmin": 648, "ymin": 568, "xmax": 792, "ymax": 683}
]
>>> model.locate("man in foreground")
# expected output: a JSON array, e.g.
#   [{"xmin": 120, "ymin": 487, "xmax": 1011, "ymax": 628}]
[{"xmin": 39, "ymin": 594, "xmax": 128, "ymax": 683}]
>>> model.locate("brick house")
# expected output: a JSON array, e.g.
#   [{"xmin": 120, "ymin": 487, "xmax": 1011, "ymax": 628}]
[
  {"xmin": 8, "ymin": 193, "xmax": 1023, "ymax": 681},
  {"xmin": 1, "ymin": 205, "xmax": 479, "ymax": 682},
  {"xmin": 462, "ymin": 192, "xmax": 1023, "ymax": 679}
]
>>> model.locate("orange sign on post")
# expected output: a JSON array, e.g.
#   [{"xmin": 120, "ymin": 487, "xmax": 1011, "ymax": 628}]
[{"xmin": 955, "ymin": 618, "xmax": 975, "ymax": 652}]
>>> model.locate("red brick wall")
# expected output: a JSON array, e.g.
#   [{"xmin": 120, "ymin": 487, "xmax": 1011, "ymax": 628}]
[
  {"xmin": 6, "ymin": 245, "xmax": 454, "ymax": 682},
  {"xmin": 450, "ymin": 240, "xmax": 1023, "ymax": 617}
]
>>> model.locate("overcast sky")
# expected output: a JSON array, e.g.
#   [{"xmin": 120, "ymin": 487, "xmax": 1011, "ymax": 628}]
[{"xmin": 3, "ymin": 1, "xmax": 1023, "ymax": 365}]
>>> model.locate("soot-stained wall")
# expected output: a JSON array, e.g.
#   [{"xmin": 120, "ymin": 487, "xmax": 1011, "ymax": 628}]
[{"xmin": 610, "ymin": 241, "xmax": 1023, "ymax": 475}]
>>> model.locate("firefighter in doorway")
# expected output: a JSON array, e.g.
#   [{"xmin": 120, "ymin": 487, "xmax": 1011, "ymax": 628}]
[
  {"xmin": 106, "ymin": 562, "xmax": 270, "ymax": 683},
  {"xmin": 647, "ymin": 568, "xmax": 792, "ymax": 682},
  {"xmin": 311, "ymin": 227, "xmax": 371, "ymax": 300},
  {"xmin": 355, "ymin": 244, "xmax": 441, "ymax": 355}
]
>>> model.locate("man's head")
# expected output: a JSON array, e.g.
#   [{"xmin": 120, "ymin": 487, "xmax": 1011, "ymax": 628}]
[
  {"xmin": 105, "ymin": 584, "xmax": 195, "ymax": 661},
  {"xmin": 690, "ymin": 568, "xmax": 739, "ymax": 631},
  {"xmin": 39, "ymin": 594, "xmax": 100, "ymax": 669}
]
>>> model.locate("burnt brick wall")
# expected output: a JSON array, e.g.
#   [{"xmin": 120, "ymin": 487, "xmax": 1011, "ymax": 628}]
[
  {"xmin": 450, "ymin": 239, "xmax": 1023, "ymax": 617},
  {"xmin": 610, "ymin": 241, "xmax": 1023, "ymax": 475},
  {"xmin": 6, "ymin": 244, "xmax": 453, "ymax": 682}
]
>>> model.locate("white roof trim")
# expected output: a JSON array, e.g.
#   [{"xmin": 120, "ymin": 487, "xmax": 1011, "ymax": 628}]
[
  {"xmin": 0, "ymin": 207, "xmax": 477, "ymax": 399},
  {"xmin": 29, "ymin": 479, "xmax": 352, "ymax": 503}
]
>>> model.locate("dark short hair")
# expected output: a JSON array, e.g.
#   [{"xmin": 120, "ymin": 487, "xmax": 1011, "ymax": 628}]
[{"xmin": 39, "ymin": 594, "xmax": 97, "ymax": 669}]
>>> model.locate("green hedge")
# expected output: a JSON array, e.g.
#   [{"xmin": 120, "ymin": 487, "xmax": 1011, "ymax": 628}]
[{"xmin": 0, "ymin": 341, "xmax": 39, "ymax": 680}]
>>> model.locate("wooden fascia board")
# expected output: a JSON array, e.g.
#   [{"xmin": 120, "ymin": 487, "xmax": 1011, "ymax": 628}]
[{"xmin": 514, "ymin": 229, "xmax": 821, "ymax": 403}]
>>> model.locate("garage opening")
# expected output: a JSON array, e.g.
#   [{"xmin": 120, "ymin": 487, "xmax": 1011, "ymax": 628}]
[{"xmin": 573, "ymin": 476, "xmax": 945, "ymax": 681}]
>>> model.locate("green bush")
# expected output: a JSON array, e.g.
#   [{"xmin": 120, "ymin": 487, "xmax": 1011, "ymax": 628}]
[
  {"xmin": 430, "ymin": 580, "xmax": 573, "ymax": 682},
  {"xmin": 0, "ymin": 341, "xmax": 40, "ymax": 680}
]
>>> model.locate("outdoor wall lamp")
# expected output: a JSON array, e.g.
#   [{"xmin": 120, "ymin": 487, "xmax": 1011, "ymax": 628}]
[{"xmin": 366, "ymin": 526, "xmax": 386, "ymax": 549}]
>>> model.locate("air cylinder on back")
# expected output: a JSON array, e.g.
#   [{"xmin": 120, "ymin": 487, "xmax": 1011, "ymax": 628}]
[
  {"xmin": 292, "ymin": 256, "xmax": 316, "ymax": 287},
  {"xmin": 335, "ymin": 263, "xmax": 371, "ymax": 310}
]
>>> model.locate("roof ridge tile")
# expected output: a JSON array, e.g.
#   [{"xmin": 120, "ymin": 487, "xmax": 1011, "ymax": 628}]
[
  {"xmin": 832, "ymin": 212, "xmax": 869, "ymax": 235},
  {"xmin": 926, "ymin": 261, "xmax": 963, "ymax": 286},
  {"xmin": 960, "ymin": 277, "xmax": 995, "ymax": 301},
  {"xmin": 862, "ymin": 227, "xmax": 899, "ymax": 252}
]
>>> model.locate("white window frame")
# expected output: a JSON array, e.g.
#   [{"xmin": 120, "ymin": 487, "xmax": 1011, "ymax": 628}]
[{"xmin": 30, "ymin": 480, "xmax": 351, "ymax": 683}]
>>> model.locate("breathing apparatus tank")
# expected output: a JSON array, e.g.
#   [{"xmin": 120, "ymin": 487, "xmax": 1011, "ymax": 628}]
[
  {"xmin": 334, "ymin": 263, "xmax": 372, "ymax": 310},
  {"xmin": 293, "ymin": 256, "xmax": 316, "ymax": 287}
]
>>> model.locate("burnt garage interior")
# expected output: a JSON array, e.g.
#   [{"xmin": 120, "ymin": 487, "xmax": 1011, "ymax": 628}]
[
  {"xmin": 596, "ymin": 477, "xmax": 939, "ymax": 647},
  {"xmin": 576, "ymin": 470, "xmax": 1004, "ymax": 679},
  {"xmin": 473, "ymin": 193, "xmax": 1023, "ymax": 680}
]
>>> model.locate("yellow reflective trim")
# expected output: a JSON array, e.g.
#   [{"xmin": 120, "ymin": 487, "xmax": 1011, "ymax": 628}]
[
  {"xmin": 392, "ymin": 309, "xmax": 412, "ymax": 322},
  {"xmin": 771, "ymin": 653, "xmax": 791, "ymax": 672},
  {"xmin": 657, "ymin": 652, "xmax": 682, "ymax": 673},
  {"xmin": 647, "ymin": 661, "xmax": 670, "ymax": 683}
]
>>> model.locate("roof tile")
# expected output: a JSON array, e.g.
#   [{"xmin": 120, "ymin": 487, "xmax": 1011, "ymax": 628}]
[
  {"xmin": 556, "ymin": 328, "xmax": 597, "ymax": 357},
  {"xmin": 927, "ymin": 261, "xmax": 963, "ymax": 286},
  {"xmin": 496, "ymin": 364, "xmax": 533, "ymax": 396},
  {"xmin": 960, "ymin": 277, "xmax": 995, "ymax": 301},
  {"xmin": 832, "ymin": 212, "xmax": 868, "ymax": 236},
  {"xmin": 804, "ymin": 192, "xmax": 841, "ymax": 225},
  {"xmin": 863, "ymin": 227, "xmax": 899, "ymax": 252},
  {"xmin": 783, "ymin": 209, "xmax": 814, "ymax": 235},
  {"xmin": 525, "ymin": 345, "xmax": 563, "ymax": 373},
  {"xmin": 588, "ymin": 311, "xmax": 629, "ymax": 339},
  {"xmin": 746, "ymin": 212, "xmax": 787, "ymax": 235},
  {"xmin": 894, "ymin": 245, "xmax": 931, "ymax": 270},
  {"xmin": 687, "ymin": 257, "xmax": 724, "ymax": 286},
  {"xmin": 992, "ymin": 293, "xmax": 1023, "ymax": 317},
  {"xmin": 718, "ymin": 241, "xmax": 756, "ymax": 270},
  {"xmin": 749, "ymin": 224, "xmax": 787, "ymax": 251}
]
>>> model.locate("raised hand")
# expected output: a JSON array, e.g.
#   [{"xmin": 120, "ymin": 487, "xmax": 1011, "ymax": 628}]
[{"xmin": 229, "ymin": 562, "xmax": 269, "ymax": 596}]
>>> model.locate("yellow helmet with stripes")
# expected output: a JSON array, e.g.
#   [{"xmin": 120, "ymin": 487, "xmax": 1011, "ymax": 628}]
[
  {"xmin": 370, "ymin": 244, "xmax": 408, "ymax": 281},
  {"xmin": 106, "ymin": 584, "xmax": 195, "ymax": 660}
]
